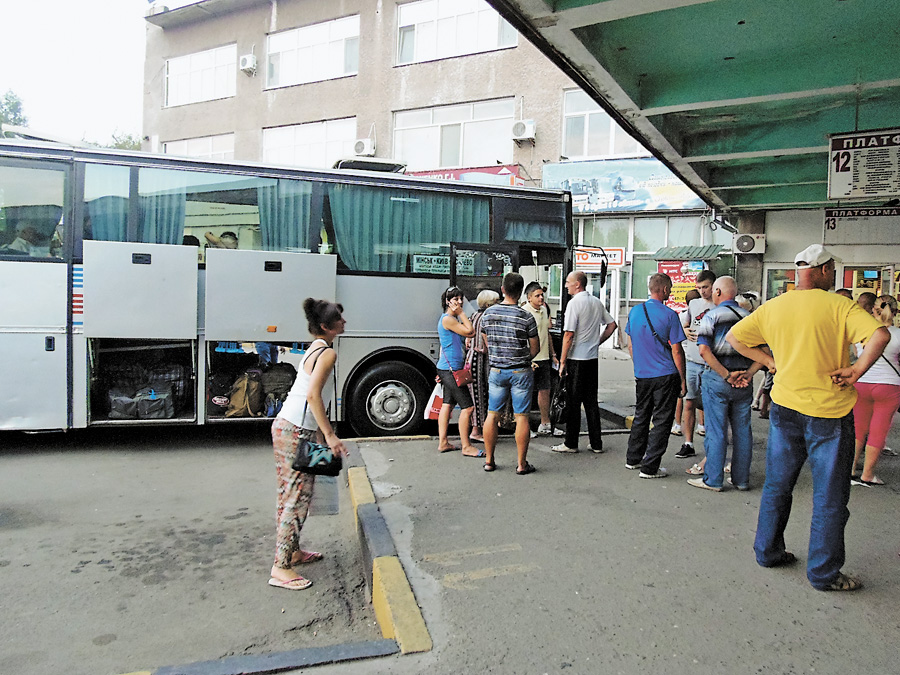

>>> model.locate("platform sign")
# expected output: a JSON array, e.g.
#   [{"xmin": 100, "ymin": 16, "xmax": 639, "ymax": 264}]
[
  {"xmin": 824, "ymin": 207, "xmax": 900, "ymax": 245},
  {"xmin": 828, "ymin": 129, "xmax": 900, "ymax": 200},
  {"xmin": 573, "ymin": 246, "xmax": 625, "ymax": 272}
]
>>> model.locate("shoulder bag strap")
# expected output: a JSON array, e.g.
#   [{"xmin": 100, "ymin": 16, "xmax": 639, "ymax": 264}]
[
  {"xmin": 642, "ymin": 302, "xmax": 673, "ymax": 354},
  {"xmin": 300, "ymin": 344, "xmax": 330, "ymax": 420},
  {"xmin": 725, "ymin": 306, "xmax": 745, "ymax": 321},
  {"xmin": 880, "ymin": 353, "xmax": 900, "ymax": 378}
]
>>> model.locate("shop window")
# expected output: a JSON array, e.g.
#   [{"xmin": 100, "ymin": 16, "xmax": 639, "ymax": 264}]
[
  {"xmin": 667, "ymin": 216, "xmax": 703, "ymax": 247},
  {"xmin": 581, "ymin": 217, "xmax": 628, "ymax": 248},
  {"xmin": 0, "ymin": 162, "xmax": 66, "ymax": 259},
  {"xmin": 633, "ymin": 217, "xmax": 666, "ymax": 253},
  {"xmin": 630, "ymin": 256, "xmax": 658, "ymax": 300}
]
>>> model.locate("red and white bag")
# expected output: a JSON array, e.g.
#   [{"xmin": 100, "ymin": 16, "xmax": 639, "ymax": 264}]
[{"xmin": 424, "ymin": 383, "xmax": 443, "ymax": 420}]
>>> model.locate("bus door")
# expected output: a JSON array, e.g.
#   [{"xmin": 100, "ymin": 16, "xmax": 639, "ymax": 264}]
[
  {"xmin": 449, "ymin": 243, "xmax": 517, "ymax": 310},
  {"xmin": 0, "ymin": 159, "xmax": 70, "ymax": 431},
  {"xmin": 203, "ymin": 249, "xmax": 336, "ymax": 418},
  {"xmin": 82, "ymin": 240, "xmax": 199, "ymax": 424}
]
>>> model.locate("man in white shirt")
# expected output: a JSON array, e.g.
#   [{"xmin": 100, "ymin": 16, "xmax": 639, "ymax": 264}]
[
  {"xmin": 676, "ymin": 269, "xmax": 716, "ymax": 459},
  {"xmin": 554, "ymin": 271, "xmax": 617, "ymax": 453}
]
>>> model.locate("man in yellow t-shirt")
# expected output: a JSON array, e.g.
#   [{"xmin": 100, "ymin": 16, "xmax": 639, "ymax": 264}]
[{"xmin": 727, "ymin": 244, "xmax": 889, "ymax": 592}]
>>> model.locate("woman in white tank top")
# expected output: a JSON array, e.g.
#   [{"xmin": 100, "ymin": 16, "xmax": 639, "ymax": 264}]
[{"xmin": 268, "ymin": 298, "xmax": 347, "ymax": 591}]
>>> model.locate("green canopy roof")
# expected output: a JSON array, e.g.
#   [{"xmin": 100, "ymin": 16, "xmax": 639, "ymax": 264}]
[
  {"xmin": 652, "ymin": 245, "xmax": 724, "ymax": 261},
  {"xmin": 489, "ymin": 0, "xmax": 900, "ymax": 212}
]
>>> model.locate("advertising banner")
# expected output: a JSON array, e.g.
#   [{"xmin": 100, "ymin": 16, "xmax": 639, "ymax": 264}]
[
  {"xmin": 574, "ymin": 246, "xmax": 625, "ymax": 272},
  {"xmin": 408, "ymin": 165, "xmax": 524, "ymax": 186},
  {"xmin": 542, "ymin": 157, "xmax": 705, "ymax": 213},
  {"xmin": 657, "ymin": 260, "xmax": 705, "ymax": 312}
]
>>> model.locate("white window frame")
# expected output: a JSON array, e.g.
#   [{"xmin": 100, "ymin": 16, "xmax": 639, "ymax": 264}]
[
  {"xmin": 266, "ymin": 15, "xmax": 360, "ymax": 89},
  {"xmin": 165, "ymin": 44, "xmax": 236, "ymax": 107},
  {"xmin": 562, "ymin": 89, "xmax": 651, "ymax": 160},
  {"xmin": 396, "ymin": 0, "xmax": 517, "ymax": 66},
  {"xmin": 162, "ymin": 134, "xmax": 235, "ymax": 161},
  {"xmin": 392, "ymin": 98, "xmax": 515, "ymax": 171},
  {"xmin": 262, "ymin": 118, "xmax": 357, "ymax": 169}
]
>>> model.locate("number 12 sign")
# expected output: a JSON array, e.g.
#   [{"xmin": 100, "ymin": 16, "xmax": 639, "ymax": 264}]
[{"xmin": 828, "ymin": 129, "xmax": 900, "ymax": 200}]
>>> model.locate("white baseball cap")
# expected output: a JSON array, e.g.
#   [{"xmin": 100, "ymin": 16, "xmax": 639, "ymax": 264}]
[{"xmin": 794, "ymin": 244, "xmax": 841, "ymax": 269}]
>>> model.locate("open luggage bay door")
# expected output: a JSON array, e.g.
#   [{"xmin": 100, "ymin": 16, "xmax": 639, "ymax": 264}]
[{"xmin": 204, "ymin": 249, "xmax": 336, "ymax": 342}]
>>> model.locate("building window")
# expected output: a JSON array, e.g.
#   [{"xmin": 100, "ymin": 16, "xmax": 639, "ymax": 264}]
[
  {"xmin": 263, "ymin": 118, "xmax": 357, "ymax": 169},
  {"xmin": 562, "ymin": 89, "xmax": 650, "ymax": 159},
  {"xmin": 163, "ymin": 134, "xmax": 235, "ymax": 161},
  {"xmin": 267, "ymin": 15, "xmax": 359, "ymax": 89},
  {"xmin": 394, "ymin": 99, "xmax": 514, "ymax": 171},
  {"xmin": 165, "ymin": 45, "xmax": 236, "ymax": 107},
  {"xmin": 397, "ymin": 0, "xmax": 517, "ymax": 65}
]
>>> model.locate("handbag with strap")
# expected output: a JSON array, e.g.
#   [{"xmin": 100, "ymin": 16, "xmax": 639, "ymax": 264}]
[
  {"xmin": 642, "ymin": 303, "xmax": 675, "ymax": 361},
  {"xmin": 289, "ymin": 346, "xmax": 343, "ymax": 477}
]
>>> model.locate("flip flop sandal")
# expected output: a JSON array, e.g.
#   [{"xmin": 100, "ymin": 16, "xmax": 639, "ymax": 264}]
[
  {"xmin": 483, "ymin": 461, "xmax": 496, "ymax": 472},
  {"xmin": 292, "ymin": 550, "xmax": 323, "ymax": 565},
  {"xmin": 463, "ymin": 448, "xmax": 486, "ymax": 458},
  {"xmin": 686, "ymin": 463, "xmax": 703, "ymax": 475},
  {"xmin": 268, "ymin": 576, "xmax": 312, "ymax": 591},
  {"xmin": 822, "ymin": 572, "xmax": 862, "ymax": 592},
  {"xmin": 516, "ymin": 462, "xmax": 537, "ymax": 476}
]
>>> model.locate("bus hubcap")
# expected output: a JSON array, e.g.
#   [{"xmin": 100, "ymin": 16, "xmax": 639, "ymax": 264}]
[{"xmin": 367, "ymin": 381, "xmax": 413, "ymax": 429}]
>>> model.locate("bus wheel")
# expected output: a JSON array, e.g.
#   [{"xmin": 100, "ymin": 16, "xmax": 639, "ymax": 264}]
[{"xmin": 349, "ymin": 361, "xmax": 430, "ymax": 437}]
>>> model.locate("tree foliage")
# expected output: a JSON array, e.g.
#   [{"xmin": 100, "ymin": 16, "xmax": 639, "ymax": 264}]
[
  {"xmin": 108, "ymin": 131, "xmax": 141, "ymax": 151},
  {"xmin": 0, "ymin": 90, "xmax": 27, "ymax": 127}
]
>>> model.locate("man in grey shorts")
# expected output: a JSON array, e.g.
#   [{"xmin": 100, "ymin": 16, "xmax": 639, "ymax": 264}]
[{"xmin": 676, "ymin": 269, "xmax": 716, "ymax": 458}]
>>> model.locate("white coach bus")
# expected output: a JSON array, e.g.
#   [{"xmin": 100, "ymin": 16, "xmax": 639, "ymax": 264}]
[{"xmin": 0, "ymin": 140, "xmax": 572, "ymax": 435}]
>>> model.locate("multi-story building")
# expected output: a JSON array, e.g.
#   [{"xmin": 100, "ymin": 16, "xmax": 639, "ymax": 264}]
[{"xmin": 143, "ymin": 0, "xmax": 735, "ymax": 326}]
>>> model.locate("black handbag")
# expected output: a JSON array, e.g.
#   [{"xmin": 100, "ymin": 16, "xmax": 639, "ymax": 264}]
[
  {"xmin": 550, "ymin": 375, "xmax": 567, "ymax": 428},
  {"xmin": 289, "ymin": 346, "xmax": 343, "ymax": 477}
]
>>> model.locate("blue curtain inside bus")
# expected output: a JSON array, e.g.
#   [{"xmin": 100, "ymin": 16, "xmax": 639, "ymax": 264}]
[
  {"xmin": 258, "ymin": 179, "xmax": 311, "ymax": 252},
  {"xmin": 504, "ymin": 219, "xmax": 565, "ymax": 244},
  {"xmin": 87, "ymin": 196, "xmax": 128, "ymax": 242},
  {"xmin": 139, "ymin": 188, "xmax": 186, "ymax": 244},
  {"xmin": 327, "ymin": 184, "xmax": 488, "ymax": 272}
]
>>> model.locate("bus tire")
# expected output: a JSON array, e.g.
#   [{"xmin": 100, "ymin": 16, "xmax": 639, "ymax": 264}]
[{"xmin": 348, "ymin": 361, "xmax": 431, "ymax": 437}]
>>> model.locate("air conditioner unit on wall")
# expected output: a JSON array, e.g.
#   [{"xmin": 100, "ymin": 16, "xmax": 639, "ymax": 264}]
[
  {"xmin": 239, "ymin": 54, "xmax": 257, "ymax": 75},
  {"xmin": 732, "ymin": 233, "xmax": 766, "ymax": 254},
  {"xmin": 354, "ymin": 138, "xmax": 375, "ymax": 156},
  {"xmin": 512, "ymin": 119, "xmax": 536, "ymax": 142}
]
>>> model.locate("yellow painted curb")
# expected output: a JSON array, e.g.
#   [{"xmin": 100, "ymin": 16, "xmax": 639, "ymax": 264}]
[
  {"xmin": 372, "ymin": 556, "xmax": 432, "ymax": 654},
  {"xmin": 348, "ymin": 467, "xmax": 376, "ymax": 526},
  {"xmin": 118, "ymin": 672, "xmax": 152, "ymax": 675}
]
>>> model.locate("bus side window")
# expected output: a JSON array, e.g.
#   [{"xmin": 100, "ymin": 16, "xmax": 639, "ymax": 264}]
[{"xmin": 0, "ymin": 163, "xmax": 66, "ymax": 259}]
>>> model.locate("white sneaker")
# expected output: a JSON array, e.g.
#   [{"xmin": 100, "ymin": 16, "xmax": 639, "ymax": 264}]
[
  {"xmin": 639, "ymin": 468, "xmax": 669, "ymax": 479},
  {"xmin": 551, "ymin": 443, "xmax": 578, "ymax": 453},
  {"xmin": 697, "ymin": 425, "xmax": 706, "ymax": 436},
  {"xmin": 529, "ymin": 430, "xmax": 537, "ymax": 438},
  {"xmin": 537, "ymin": 423, "xmax": 553, "ymax": 435},
  {"xmin": 671, "ymin": 424, "xmax": 682, "ymax": 436}
]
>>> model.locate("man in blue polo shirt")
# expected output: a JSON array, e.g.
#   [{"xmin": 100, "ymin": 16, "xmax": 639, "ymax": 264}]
[
  {"xmin": 624, "ymin": 273, "xmax": 687, "ymax": 478},
  {"xmin": 689, "ymin": 276, "xmax": 761, "ymax": 492}
]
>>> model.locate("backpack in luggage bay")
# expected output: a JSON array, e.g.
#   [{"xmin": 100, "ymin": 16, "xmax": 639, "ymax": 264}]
[
  {"xmin": 135, "ymin": 384, "xmax": 175, "ymax": 419},
  {"xmin": 261, "ymin": 362, "xmax": 297, "ymax": 417},
  {"xmin": 207, "ymin": 371, "xmax": 234, "ymax": 416},
  {"xmin": 225, "ymin": 368, "xmax": 264, "ymax": 417}
]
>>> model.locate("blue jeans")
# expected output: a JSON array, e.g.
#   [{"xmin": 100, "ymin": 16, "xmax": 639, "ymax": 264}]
[
  {"xmin": 700, "ymin": 369, "xmax": 752, "ymax": 489},
  {"xmin": 753, "ymin": 403, "xmax": 855, "ymax": 589},
  {"xmin": 488, "ymin": 367, "xmax": 534, "ymax": 415}
]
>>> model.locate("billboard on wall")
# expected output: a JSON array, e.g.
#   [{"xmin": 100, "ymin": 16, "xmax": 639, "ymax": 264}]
[
  {"xmin": 657, "ymin": 260, "xmax": 706, "ymax": 312},
  {"xmin": 542, "ymin": 158, "xmax": 705, "ymax": 213}
]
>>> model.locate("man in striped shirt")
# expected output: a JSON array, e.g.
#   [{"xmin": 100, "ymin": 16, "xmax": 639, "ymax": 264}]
[{"xmin": 481, "ymin": 272, "xmax": 539, "ymax": 475}]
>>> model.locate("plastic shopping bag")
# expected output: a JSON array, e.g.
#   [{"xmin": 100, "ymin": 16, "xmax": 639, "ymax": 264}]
[{"xmin": 425, "ymin": 383, "xmax": 443, "ymax": 420}]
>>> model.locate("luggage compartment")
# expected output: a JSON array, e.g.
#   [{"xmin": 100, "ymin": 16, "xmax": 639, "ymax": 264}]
[{"xmin": 88, "ymin": 338, "xmax": 196, "ymax": 424}]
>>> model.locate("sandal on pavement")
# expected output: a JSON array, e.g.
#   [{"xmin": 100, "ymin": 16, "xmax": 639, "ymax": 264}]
[
  {"xmin": 852, "ymin": 476, "xmax": 885, "ymax": 486},
  {"xmin": 269, "ymin": 576, "xmax": 312, "ymax": 591},
  {"xmin": 881, "ymin": 446, "xmax": 898, "ymax": 456},
  {"xmin": 516, "ymin": 462, "xmax": 537, "ymax": 476},
  {"xmin": 291, "ymin": 550, "xmax": 323, "ymax": 565},
  {"xmin": 463, "ymin": 447, "xmax": 486, "ymax": 458},
  {"xmin": 821, "ymin": 572, "xmax": 863, "ymax": 592},
  {"xmin": 483, "ymin": 461, "xmax": 496, "ymax": 472},
  {"xmin": 686, "ymin": 463, "xmax": 703, "ymax": 475},
  {"xmin": 438, "ymin": 445, "xmax": 459, "ymax": 453}
]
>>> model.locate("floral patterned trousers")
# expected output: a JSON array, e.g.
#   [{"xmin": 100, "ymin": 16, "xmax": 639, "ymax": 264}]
[{"xmin": 271, "ymin": 417, "xmax": 316, "ymax": 568}]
